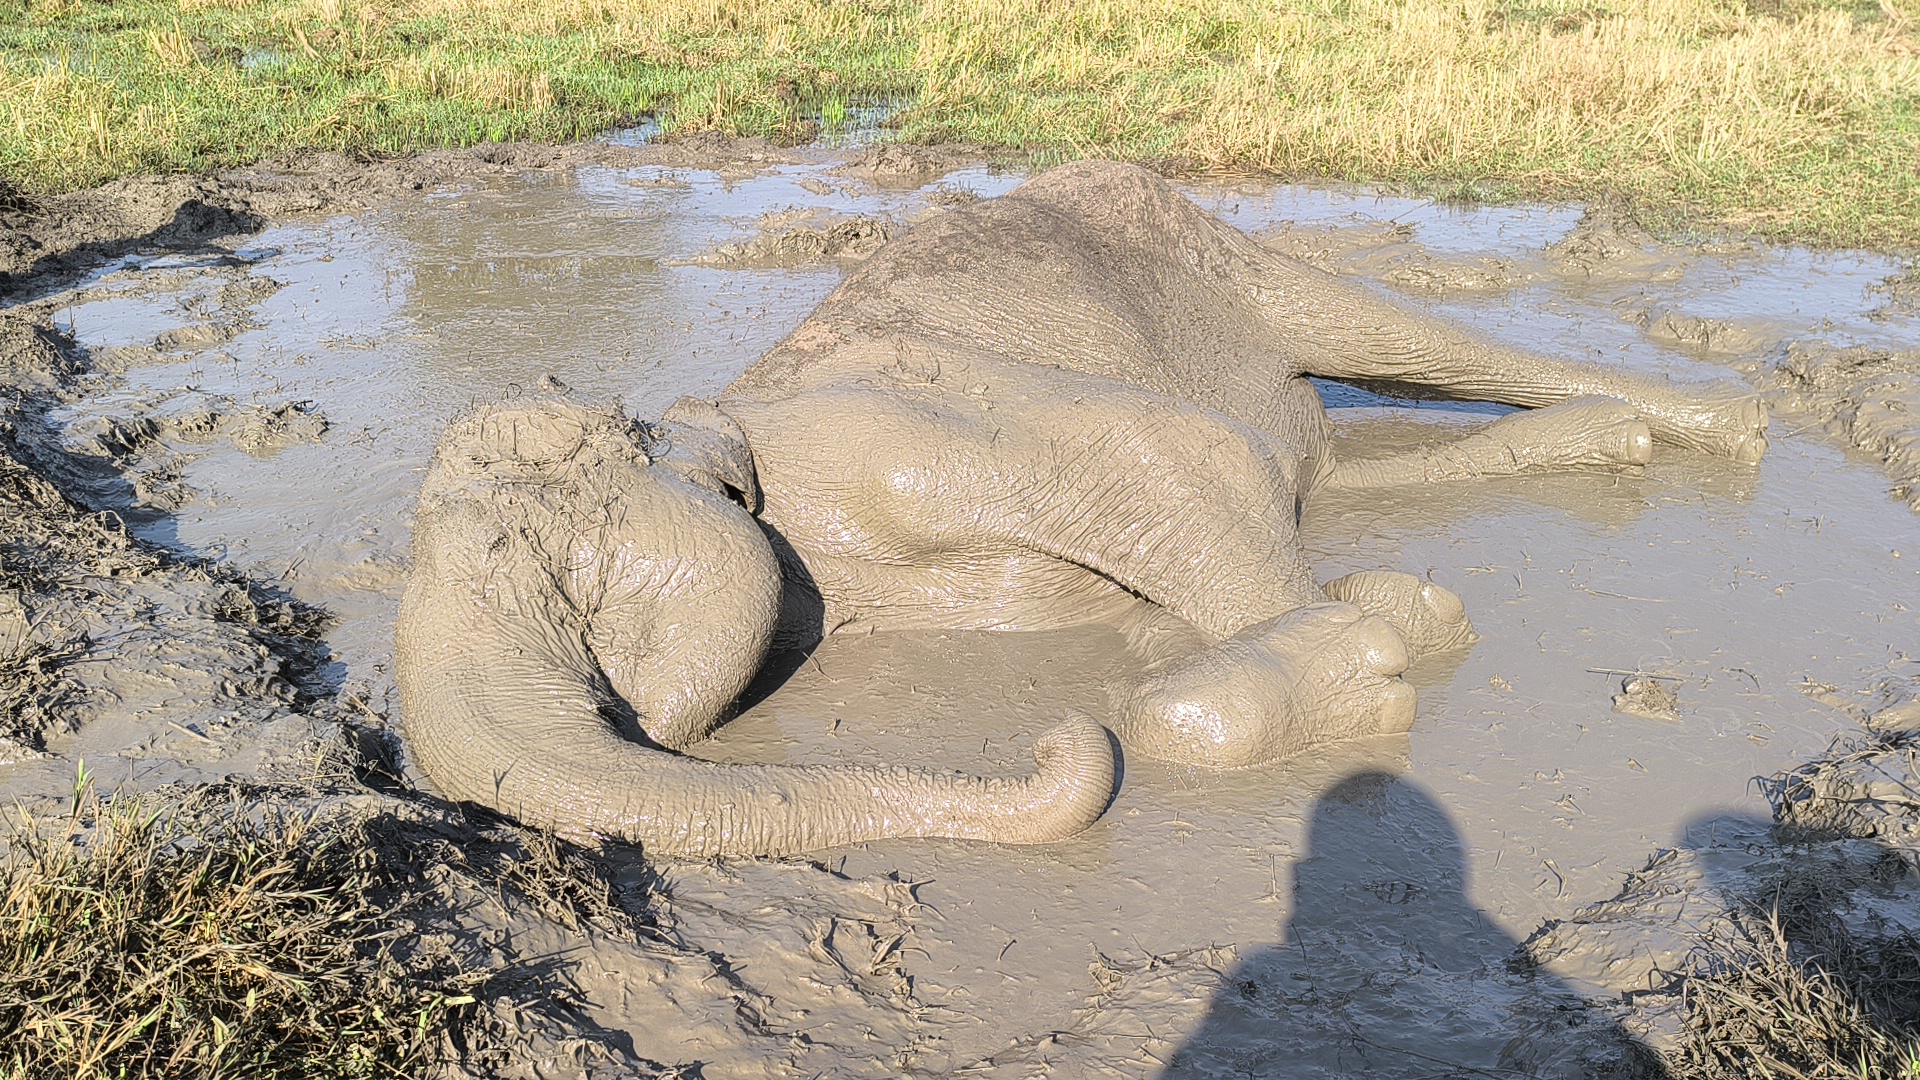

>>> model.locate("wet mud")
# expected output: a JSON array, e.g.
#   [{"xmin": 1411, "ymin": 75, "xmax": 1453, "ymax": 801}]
[{"xmin": 2, "ymin": 139, "xmax": 1918, "ymax": 1075}]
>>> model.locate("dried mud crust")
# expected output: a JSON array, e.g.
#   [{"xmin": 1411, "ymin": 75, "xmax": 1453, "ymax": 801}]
[
  {"xmin": 684, "ymin": 211, "xmax": 894, "ymax": 269},
  {"xmin": 1739, "ymin": 343, "xmax": 1920, "ymax": 511}
]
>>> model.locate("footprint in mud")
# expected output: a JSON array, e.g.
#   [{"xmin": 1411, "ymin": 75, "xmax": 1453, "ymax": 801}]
[{"xmin": 1164, "ymin": 772, "xmax": 1661, "ymax": 1079}]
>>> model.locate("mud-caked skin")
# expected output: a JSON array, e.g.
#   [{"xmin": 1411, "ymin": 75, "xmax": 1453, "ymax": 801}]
[
  {"xmin": 398, "ymin": 403, "xmax": 1115, "ymax": 858},
  {"xmin": 398, "ymin": 162, "xmax": 1769, "ymax": 856}
]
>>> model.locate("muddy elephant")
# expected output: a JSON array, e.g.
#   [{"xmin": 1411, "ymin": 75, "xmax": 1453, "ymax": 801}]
[{"xmin": 398, "ymin": 161, "xmax": 1768, "ymax": 858}]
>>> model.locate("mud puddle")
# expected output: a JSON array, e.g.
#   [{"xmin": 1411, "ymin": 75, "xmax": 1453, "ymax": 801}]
[{"xmin": 11, "ymin": 155, "xmax": 1920, "ymax": 1076}]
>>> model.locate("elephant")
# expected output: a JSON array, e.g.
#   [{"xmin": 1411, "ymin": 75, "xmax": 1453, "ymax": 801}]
[{"xmin": 397, "ymin": 161, "xmax": 1769, "ymax": 858}]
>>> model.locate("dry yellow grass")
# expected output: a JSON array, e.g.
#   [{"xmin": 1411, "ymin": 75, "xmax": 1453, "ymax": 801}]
[{"xmin": 2, "ymin": 0, "xmax": 1917, "ymax": 245}]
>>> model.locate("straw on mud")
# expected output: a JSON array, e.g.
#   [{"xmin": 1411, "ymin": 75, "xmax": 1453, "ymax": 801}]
[
  {"xmin": 1677, "ymin": 880, "xmax": 1920, "ymax": 1079},
  {"xmin": 0, "ymin": 776, "xmax": 666, "ymax": 1079},
  {"xmin": 0, "ymin": 787, "xmax": 480, "ymax": 1078}
]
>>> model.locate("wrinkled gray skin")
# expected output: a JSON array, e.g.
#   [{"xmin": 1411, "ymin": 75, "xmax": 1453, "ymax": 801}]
[{"xmin": 399, "ymin": 162, "xmax": 1769, "ymax": 856}]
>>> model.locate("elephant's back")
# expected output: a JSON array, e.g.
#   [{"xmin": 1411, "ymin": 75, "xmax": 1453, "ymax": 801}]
[{"xmin": 725, "ymin": 162, "xmax": 1315, "ymax": 436}]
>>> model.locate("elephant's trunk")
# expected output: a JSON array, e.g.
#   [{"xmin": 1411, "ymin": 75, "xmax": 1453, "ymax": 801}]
[
  {"xmin": 397, "ymin": 401, "xmax": 1114, "ymax": 858},
  {"xmin": 398, "ymin": 585, "xmax": 1114, "ymax": 857}
]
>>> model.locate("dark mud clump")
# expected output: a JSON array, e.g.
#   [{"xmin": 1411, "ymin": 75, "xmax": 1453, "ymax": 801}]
[
  {"xmin": 1870, "ymin": 262, "xmax": 1920, "ymax": 322},
  {"xmin": 687, "ymin": 212, "xmax": 892, "ymax": 269},
  {"xmin": 832, "ymin": 143, "xmax": 981, "ymax": 189},
  {"xmin": 1544, "ymin": 207, "xmax": 1688, "ymax": 284},
  {"xmin": 1378, "ymin": 251, "xmax": 1518, "ymax": 295},
  {"xmin": 1633, "ymin": 307, "xmax": 1778, "ymax": 359},
  {"xmin": 1613, "ymin": 675, "xmax": 1682, "ymax": 722},
  {"xmin": 1742, "ymin": 343, "xmax": 1920, "ymax": 511},
  {"xmin": 1772, "ymin": 677, "xmax": 1920, "ymax": 847}
]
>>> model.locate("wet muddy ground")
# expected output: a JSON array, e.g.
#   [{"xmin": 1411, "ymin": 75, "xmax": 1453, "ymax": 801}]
[{"xmin": 3, "ymin": 142, "xmax": 1918, "ymax": 1076}]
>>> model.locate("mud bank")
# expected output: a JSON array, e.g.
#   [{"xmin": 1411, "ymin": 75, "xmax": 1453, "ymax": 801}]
[{"xmin": 3, "ymin": 140, "xmax": 1918, "ymax": 1076}]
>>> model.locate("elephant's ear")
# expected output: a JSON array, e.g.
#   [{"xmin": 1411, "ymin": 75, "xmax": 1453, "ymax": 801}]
[{"xmin": 657, "ymin": 397, "xmax": 761, "ymax": 512}]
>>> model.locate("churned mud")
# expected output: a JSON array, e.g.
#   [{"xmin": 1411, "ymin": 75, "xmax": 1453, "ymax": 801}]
[{"xmin": 3, "ymin": 139, "xmax": 1918, "ymax": 1076}]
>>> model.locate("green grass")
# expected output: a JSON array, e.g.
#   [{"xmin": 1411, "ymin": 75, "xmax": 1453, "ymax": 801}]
[
  {"xmin": 0, "ymin": 782, "xmax": 483, "ymax": 1078},
  {"xmin": 3, "ymin": 1, "xmax": 1919, "ymax": 243}
]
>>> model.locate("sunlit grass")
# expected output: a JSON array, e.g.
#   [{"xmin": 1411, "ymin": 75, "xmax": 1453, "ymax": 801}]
[
  {"xmin": 3, "ymin": 0, "xmax": 1918, "ymax": 246},
  {"xmin": 0, "ymin": 780, "xmax": 481, "ymax": 1078},
  {"xmin": 0, "ymin": 768, "xmax": 655, "ymax": 1079}
]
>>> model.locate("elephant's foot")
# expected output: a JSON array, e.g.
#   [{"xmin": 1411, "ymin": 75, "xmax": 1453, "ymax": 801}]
[
  {"xmin": 1473, "ymin": 397, "xmax": 1654, "ymax": 471},
  {"xmin": 1112, "ymin": 602, "xmax": 1413, "ymax": 768},
  {"xmin": 1323, "ymin": 570, "xmax": 1477, "ymax": 656},
  {"xmin": 1654, "ymin": 389, "xmax": 1769, "ymax": 464}
]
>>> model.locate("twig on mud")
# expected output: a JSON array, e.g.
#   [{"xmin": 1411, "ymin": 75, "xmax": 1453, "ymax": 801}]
[
  {"xmin": 1587, "ymin": 667, "xmax": 1682, "ymax": 680},
  {"xmin": 164, "ymin": 719, "xmax": 215, "ymax": 744}
]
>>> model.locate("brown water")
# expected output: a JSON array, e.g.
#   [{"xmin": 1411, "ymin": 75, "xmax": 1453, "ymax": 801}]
[{"xmin": 30, "ymin": 156, "xmax": 1920, "ymax": 1076}]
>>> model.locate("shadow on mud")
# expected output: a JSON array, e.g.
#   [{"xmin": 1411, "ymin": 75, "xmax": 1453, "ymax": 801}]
[
  {"xmin": 1166, "ymin": 770, "xmax": 1664, "ymax": 1079},
  {"xmin": 0, "ymin": 192, "xmax": 263, "ymax": 301}
]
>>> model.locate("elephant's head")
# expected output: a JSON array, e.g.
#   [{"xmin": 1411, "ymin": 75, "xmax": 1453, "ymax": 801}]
[{"xmin": 411, "ymin": 398, "xmax": 782, "ymax": 750}]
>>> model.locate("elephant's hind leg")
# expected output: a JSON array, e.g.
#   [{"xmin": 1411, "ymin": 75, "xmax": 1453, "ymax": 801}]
[
  {"xmin": 1323, "ymin": 397, "xmax": 1653, "ymax": 490},
  {"xmin": 1113, "ymin": 603, "xmax": 1415, "ymax": 768}
]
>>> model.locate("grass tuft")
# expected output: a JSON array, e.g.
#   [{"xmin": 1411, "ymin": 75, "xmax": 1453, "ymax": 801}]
[
  {"xmin": 0, "ymin": 785, "xmax": 494, "ymax": 1078},
  {"xmin": 1678, "ymin": 876, "xmax": 1920, "ymax": 1079}
]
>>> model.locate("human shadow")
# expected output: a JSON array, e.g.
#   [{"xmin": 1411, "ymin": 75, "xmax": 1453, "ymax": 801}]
[{"xmin": 1166, "ymin": 771, "xmax": 1663, "ymax": 1079}]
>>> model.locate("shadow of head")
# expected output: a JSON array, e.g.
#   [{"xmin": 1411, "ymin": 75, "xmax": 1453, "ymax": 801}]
[{"xmin": 1163, "ymin": 769, "xmax": 1662, "ymax": 1079}]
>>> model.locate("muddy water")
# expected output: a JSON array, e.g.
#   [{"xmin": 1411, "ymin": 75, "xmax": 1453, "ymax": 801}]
[{"xmin": 33, "ymin": 159, "xmax": 1920, "ymax": 1076}]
